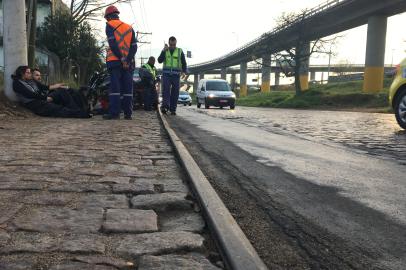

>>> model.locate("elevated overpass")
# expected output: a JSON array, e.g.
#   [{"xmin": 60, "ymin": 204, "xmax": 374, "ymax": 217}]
[
  {"xmin": 188, "ymin": 0, "xmax": 406, "ymax": 95},
  {"xmin": 201, "ymin": 64, "xmax": 395, "ymax": 75},
  {"xmin": 181, "ymin": 64, "xmax": 396, "ymax": 92}
]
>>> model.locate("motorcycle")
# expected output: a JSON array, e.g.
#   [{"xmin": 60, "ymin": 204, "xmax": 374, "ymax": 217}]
[{"xmin": 86, "ymin": 68, "xmax": 151, "ymax": 114}]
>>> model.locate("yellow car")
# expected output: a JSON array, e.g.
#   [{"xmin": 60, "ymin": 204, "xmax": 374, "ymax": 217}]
[{"xmin": 389, "ymin": 58, "xmax": 406, "ymax": 129}]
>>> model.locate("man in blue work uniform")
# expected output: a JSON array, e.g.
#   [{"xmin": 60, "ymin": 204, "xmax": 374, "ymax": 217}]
[
  {"xmin": 139, "ymin": 56, "xmax": 158, "ymax": 111},
  {"xmin": 103, "ymin": 5, "xmax": 137, "ymax": 120},
  {"xmin": 158, "ymin": 36, "xmax": 187, "ymax": 115}
]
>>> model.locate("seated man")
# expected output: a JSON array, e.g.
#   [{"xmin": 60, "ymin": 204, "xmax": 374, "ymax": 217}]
[
  {"xmin": 12, "ymin": 66, "xmax": 91, "ymax": 118},
  {"xmin": 31, "ymin": 68, "xmax": 89, "ymax": 113}
]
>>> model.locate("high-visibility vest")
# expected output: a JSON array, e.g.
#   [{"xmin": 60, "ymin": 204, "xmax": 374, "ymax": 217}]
[
  {"xmin": 163, "ymin": 48, "xmax": 183, "ymax": 72},
  {"xmin": 106, "ymin": 19, "xmax": 133, "ymax": 62},
  {"xmin": 143, "ymin": 63, "xmax": 157, "ymax": 80}
]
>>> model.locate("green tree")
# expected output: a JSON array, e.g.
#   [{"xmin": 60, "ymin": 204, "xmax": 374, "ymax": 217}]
[
  {"xmin": 37, "ymin": 11, "xmax": 103, "ymax": 84},
  {"xmin": 72, "ymin": 22, "xmax": 104, "ymax": 84}
]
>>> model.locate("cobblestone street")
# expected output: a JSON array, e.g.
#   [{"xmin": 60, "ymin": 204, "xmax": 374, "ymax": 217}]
[
  {"xmin": 172, "ymin": 106, "xmax": 406, "ymax": 269},
  {"xmin": 188, "ymin": 107, "xmax": 406, "ymax": 165},
  {"xmin": 0, "ymin": 112, "xmax": 220, "ymax": 270}
]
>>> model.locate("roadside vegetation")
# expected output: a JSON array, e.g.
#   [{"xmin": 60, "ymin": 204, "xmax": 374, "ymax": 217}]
[{"xmin": 236, "ymin": 80, "xmax": 392, "ymax": 112}]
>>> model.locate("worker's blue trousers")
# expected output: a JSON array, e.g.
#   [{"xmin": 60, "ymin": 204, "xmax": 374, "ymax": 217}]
[
  {"xmin": 144, "ymin": 82, "xmax": 156, "ymax": 111},
  {"xmin": 162, "ymin": 74, "xmax": 180, "ymax": 112},
  {"xmin": 108, "ymin": 67, "xmax": 133, "ymax": 117}
]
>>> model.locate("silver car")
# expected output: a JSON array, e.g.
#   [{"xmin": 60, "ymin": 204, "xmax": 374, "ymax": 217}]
[{"xmin": 178, "ymin": 91, "xmax": 192, "ymax": 106}]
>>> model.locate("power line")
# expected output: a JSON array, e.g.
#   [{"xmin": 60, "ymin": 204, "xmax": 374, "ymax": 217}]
[
  {"xmin": 136, "ymin": 32, "xmax": 152, "ymax": 51},
  {"xmin": 129, "ymin": 0, "xmax": 152, "ymax": 66},
  {"xmin": 140, "ymin": 0, "xmax": 149, "ymax": 32},
  {"xmin": 136, "ymin": 31, "xmax": 152, "ymax": 45},
  {"xmin": 129, "ymin": 1, "xmax": 139, "ymax": 29},
  {"xmin": 140, "ymin": 0, "xmax": 152, "ymax": 55},
  {"xmin": 137, "ymin": 0, "xmax": 147, "ymax": 32}
]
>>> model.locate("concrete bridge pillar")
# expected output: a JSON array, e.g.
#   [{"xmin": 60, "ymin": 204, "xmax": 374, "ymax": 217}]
[
  {"xmin": 299, "ymin": 43, "xmax": 310, "ymax": 91},
  {"xmin": 363, "ymin": 16, "xmax": 387, "ymax": 93},
  {"xmin": 193, "ymin": 74, "xmax": 199, "ymax": 93},
  {"xmin": 240, "ymin": 62, "xmax": 248, "ymax": 97},
  {"xmin": 310, "ymin": 71, "xmax": 316, "ymax": 82},
  {"xmin": 231, "ymin": 73, "xmax": 236, "ymax": 92},
  {"xmin": 275, "ymin": 72, "xmax": 280, "ymax": 88},
  {"xmin": 199, "ymin": 72, "xmax": 205, "ymax": 81},
  {"xmin": 221, "ymin": 68, "xmax": 227, "ymax": 80},
  {"xmin": 261, "ymin": 55, "xmax": 271, "ymax": 93}
]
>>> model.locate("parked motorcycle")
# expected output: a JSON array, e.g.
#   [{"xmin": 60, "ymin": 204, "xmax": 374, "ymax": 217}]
[{"xmin": 86, "ymin": 68, "xmax": 147, "ymax": 114}]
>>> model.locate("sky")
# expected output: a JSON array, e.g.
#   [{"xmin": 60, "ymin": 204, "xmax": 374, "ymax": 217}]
[{"xmin": 90, "ymin": 0, "xmax": 406, "ymax": 68}]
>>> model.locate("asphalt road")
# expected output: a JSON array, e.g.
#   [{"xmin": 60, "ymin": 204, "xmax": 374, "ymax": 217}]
[{"xmin": 166, "ymin": 105, "xmax": 406, "ymax": 270}]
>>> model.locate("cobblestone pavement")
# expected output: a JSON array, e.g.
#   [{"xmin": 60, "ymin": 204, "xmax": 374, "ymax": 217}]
[
  {"xmin": 185, "ymin": 106, "xmax": 406, "ymax": 165},
  {"xmin": 0, "ymin": 112, "xmax": 221, "ymax": 270}
]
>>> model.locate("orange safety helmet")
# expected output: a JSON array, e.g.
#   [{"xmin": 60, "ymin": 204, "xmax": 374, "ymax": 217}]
[{"xmin": 104, "ymin": 5, "xmax": 120, "ymax": 18}]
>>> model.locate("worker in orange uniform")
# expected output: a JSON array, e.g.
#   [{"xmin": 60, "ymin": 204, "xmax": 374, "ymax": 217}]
[{"xmin": 103, "ymin": 5, "xmax": 137, "ymax": 120}]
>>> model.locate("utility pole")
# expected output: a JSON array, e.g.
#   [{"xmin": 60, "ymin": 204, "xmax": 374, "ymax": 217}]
[
  {"xmin": 138, "ymin": 57, "xmax": 149, "ymax": 66},
  {"xmin": 3, "ymin": 0, "xmax": 28, "ymax": 101},
  {"xmin": 136, "ymin": 31, "xmax": 152, "ymax": 46},
  {"xmin": 136, "ymin": 32, "xmax": 152, "ymax": 67},
  {"xmin": 27, "ymin": 0, "xmax": 38, "ymax": 68}
]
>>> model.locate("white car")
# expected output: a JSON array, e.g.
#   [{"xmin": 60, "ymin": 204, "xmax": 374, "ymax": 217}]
[{"xmin": 196, "ymin": 79, "xmax": 236, "ymax": 109}]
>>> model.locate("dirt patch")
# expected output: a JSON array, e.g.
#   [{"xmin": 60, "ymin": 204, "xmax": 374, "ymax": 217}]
[{"xmin": 0, "ymin": 93, "xmax": 34, "ymax": 120}]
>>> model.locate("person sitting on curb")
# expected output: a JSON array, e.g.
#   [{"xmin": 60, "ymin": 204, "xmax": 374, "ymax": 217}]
[
  {"xmin": 32, "ymin": 68, "xmax": 68, "ymax": 93},
  {"xmin": 12, "ymin": 66, "xmax": 91, "ymax": 118},
  {"xmin": 31, "ymin": 68, "xmax": 89, "ymax": 114}
]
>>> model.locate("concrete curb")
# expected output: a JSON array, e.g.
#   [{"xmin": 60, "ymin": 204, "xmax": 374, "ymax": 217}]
[{"xmin": 158, "ymin": 110, "xmax": 268, "ymax": 270}]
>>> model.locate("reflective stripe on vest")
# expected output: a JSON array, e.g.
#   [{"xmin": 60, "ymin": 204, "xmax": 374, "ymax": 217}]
[
  {"xmin": 144, "ymin": 64, "xmax": 157, "ymax": 80},
  {"xmin": 106, "ymin": 20, "xmax": 133, "ymax": 62},
  {"xmin": 163, "ymin": 48, "xmax": 183, "ymax": 72}
]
